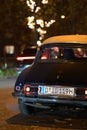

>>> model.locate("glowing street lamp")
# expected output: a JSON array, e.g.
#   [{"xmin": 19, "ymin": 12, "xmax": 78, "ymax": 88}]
[
  {"xmin": 61, "ymin": 15, "xmax": 65, "ymax": 19},
  {"xmin": 42, "ymin": 0, "xmax": 48, "ymax": 4}
]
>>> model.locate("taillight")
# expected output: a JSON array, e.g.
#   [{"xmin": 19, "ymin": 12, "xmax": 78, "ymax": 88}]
[
  {"xmin": 76, "ymin": 88, "xmax": 87, "ymax": 99},
  {"xmin": 23, "ymin": 84, "xmax": 38, "ymax": 96},
  {"xmin": 16, "ymin": 56, "xmax": 35, "ymax": 61},
  {"xmin": 23, "ymin": 84, "xmax": 30, "ymax": 96},
  {"xmin": 84, "ymin": 89, "xmax": 87, "ymax": 99},
  {"xmin": 85, "ymin": 89, "xmax": 87, "ymax": 95}
]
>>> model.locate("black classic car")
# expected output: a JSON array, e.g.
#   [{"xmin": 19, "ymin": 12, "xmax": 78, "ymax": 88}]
[{"xmin": 12, "ymin": 35, "xmax": 87, "ymax": 115}]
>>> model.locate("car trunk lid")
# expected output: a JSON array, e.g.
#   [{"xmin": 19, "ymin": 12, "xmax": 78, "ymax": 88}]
[{"xmin": 26, "ymin": 60, "xmax": 87, "ymax": 85}]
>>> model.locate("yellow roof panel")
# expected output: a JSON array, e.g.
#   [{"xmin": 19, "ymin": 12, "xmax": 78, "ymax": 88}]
[{"xmin": 43, "ymin": 35, "xmax": 87, "ymax": 44}]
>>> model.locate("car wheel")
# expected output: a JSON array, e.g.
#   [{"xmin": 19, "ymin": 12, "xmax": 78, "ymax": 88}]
[{"xmin": 18, "ymin": 99, "xmax": 35, "ymax": 115}]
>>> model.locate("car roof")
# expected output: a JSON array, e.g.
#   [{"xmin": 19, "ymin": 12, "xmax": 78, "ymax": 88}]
[{"xmin": 43, "ymin": 35, "xmax": 87, "ymax": 45}]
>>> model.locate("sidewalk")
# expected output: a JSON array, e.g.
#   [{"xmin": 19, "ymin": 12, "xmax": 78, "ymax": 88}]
[
  {"xmin": 0, "ymin": 67, "xmax": 17, "ymax": 79},
  {"xmin": 0, "ymin": 77, "xmax": 17, "ymax": 88}
]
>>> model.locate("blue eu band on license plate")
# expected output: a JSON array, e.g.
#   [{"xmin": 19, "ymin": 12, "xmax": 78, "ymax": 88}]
[{"xmin": 38, "ymin": 86, "xmax": 75, "ymax": 96}]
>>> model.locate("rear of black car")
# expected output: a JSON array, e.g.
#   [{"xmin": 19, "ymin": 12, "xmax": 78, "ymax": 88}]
[
  {"xmin": 13, "ymin": 42, "xmax": 87, "ymax": 115},
  {"xmin": 19, "ymin": 61, "xmax": 87, "ymax": 103}
]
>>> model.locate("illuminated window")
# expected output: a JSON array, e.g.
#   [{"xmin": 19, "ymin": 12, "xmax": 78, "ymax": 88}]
[
  {"xmin": 40, "ymin": 47, "xmax": 59, "ymax": 60},
  {"xmin": 4, "ymin": 45, "xmax": 14, "ymax": 54}
]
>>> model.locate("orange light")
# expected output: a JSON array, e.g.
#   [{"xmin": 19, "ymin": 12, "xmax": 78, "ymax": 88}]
[{"xmin": 16, "ymin": 56, "xmax": 35, "ymax": 61}]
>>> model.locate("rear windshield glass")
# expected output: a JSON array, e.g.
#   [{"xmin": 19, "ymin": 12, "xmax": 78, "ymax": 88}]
[{"xmin": 39, "ymin": 46, "xmax": 87, "ymax": 60}]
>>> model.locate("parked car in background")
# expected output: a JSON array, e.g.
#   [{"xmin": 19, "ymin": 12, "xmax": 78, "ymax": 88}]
[
  {"xmin": 12, "ymin": 35, "xmax": 87, "ymax": 115},
  {"xmin": 16, "ymin": 46, "xmax": 37, "ymax": 75}
]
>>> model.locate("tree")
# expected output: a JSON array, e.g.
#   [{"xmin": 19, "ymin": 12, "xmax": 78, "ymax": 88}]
[
  {"xmin": 0, "ymin": 0, "xmax": 32, "ymax": 51},
  {"xmin": 49, "ymin": 0, "xmax": 87, "ymax": 35},
  {"xmin": 26, "ymin": 0, "xmax": 56, "ymax": 45},
  {"xmin": 0, "ymin": 0, "xmax": 87, "ymax": 48}
]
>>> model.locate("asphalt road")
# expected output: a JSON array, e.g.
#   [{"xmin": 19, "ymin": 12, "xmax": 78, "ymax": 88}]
[{"xmin": 0, "ymin": 78, "xmax": 87, "ymax": 130}]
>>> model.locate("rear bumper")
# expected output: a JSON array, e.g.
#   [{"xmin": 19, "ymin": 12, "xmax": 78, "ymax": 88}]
[{"xmin": 12, "ymin": 92, "xmax": 87, "ymax": 108}]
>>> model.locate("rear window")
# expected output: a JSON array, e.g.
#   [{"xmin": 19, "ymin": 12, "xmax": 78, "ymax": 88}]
[{"xmin": 39, "ymin": 46, "xmax": 87, "ymax": 60}]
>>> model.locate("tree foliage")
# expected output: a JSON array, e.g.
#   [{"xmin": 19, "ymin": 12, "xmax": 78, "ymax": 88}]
[
  {"xmin": 0, "ymin": 0, "xmax": 31, "ymax": 49},
  {"xmin": 46, "ymin": 0, "xmax": 87, "ymax": 38},
  {"xmin": 0, "ymin": 0, "xmax": 87, "ymax": 48}
]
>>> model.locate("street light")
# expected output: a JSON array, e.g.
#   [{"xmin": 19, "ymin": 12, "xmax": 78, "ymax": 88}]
[{"xmin": 61, "ymin": 15, "xmax": 65, "ymax": 19}]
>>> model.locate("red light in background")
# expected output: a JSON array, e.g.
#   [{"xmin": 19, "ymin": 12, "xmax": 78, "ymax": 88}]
[{"xmin": 16, "ymin": 56, "xmax": 35, "ymax": 61}]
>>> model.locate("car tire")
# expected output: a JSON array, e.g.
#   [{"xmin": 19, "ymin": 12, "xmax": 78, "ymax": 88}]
[{"xmin": 18, "ymin": 99, "xmax": 35, "ymax": 115}]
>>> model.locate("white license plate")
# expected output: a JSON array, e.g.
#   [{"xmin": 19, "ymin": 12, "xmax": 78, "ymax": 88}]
[{"xmin": 38, "ymin": 85, "xmax": 75, "ymax": 96}]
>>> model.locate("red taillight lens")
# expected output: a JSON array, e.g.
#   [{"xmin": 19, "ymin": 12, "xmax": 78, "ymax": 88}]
[
  {"xmin": 23, "ymin": 84, "xmax": 38, "ymax": 96},
  {"xmin": 84, "ymin": 89, "xmax": 87, "ymax": 99},
  {"xmin": 85, "ymin": 89, "xmax": 87, "ymax": 95},
  {"xmin": 16, "ymin": 56, "xmax": 35, "ymax": 61},
  {"xmin": 76, "ymin": 89, "xmax": 85, "ymax": 95},
  {"xmin": 23, "ymin": 84, "xmax": 30, "ymax": 96},
  {"xmin": 76, "ymin": 88, "xmax": 87, "ymax": 99}
]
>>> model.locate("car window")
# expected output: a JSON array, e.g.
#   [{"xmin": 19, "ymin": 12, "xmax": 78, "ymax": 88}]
[
  {"xmin": 40, "ymin": 47, "xmax": 59, "ymax": 60},
  {"xmin": 39, "ymin": 46, "xmax": 87, "ymax": 60},
  {"xmin": 74, "ymin": 48, "xmax": 87, "ymax": 58}
]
